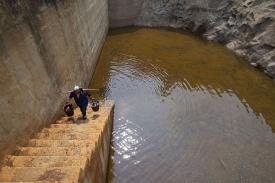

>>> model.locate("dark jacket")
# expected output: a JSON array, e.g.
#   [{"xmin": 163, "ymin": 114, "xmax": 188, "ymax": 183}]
[{"xmin": 69, "ymin": 91, "xmax": 91, "ymax": 108}]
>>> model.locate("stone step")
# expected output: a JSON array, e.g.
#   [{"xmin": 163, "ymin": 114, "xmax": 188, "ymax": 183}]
[
  {"xmin": 26, "ymin": 139, "xmax": 94, "ymax": 147},
  {"xmin": 0, "ymin": 100, "xmax": 114, "ymax": 182},
  {"xmin": 33, "ymin": 132, "xmax": 100, "ymax": 140},
  {"xmin": 14, "ymin": 147, "xmax": 92, "ymax": 157},
  {"xmin": 55, "ymin": 117, "xmax": 85, "ymax": 124},
  {"xmin": 1, "ymin": 181, "xmax": 75, "ymax": 183},
  {"xmin": 55, "ymin": 108, "xmax": 111, "ymax": 125},
  {"xmin": 4, "ymin": 156, "xmax": 87, "ymax": 168},
  {"xmin": 0, "ymin": 181, "xmax": 74, "ymax": 183},
  {"xmin": 41, "ymin": 125, "xmax": 99, "ymax": 134},
  {"xmin": 54, "ymin": 114, "xmax": 109, "ymax": 124},
  {"xmin": 0, "ymin": 167, "xmax": 81, "ymax": 182},
  {"xmin": 49, "ymin": 122, "xmax": 104, "ymax": 130},
  {"xmin": 54, "ymin": 116, "xmax": 94, "ymax": 125}
]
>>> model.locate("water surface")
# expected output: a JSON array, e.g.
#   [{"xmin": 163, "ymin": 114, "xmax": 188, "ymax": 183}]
[{"xmin": 90, "ymin": 27, "xmax": 275, "ymax": 183}]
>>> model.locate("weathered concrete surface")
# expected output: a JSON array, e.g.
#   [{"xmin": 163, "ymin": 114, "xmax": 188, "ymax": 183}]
[
  {"xmin": 108, "ymin": 0, "xmax": 145, "ymax": 28},
  {"xmin": 0, "ymin": 0, "xmax": 109, "ymax": 159},
  {"xmin": 109, "ymin": 0, "xmax": 275, "ymax": 78},
  {"xmin": 0, "ymin": 100, "xmax": 114, "ymax": 182}
]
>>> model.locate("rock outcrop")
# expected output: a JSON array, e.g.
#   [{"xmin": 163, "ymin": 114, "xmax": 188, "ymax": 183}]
[{"xmin": 109, "ymin": 0, "xmax": 275, "ymax": 78}]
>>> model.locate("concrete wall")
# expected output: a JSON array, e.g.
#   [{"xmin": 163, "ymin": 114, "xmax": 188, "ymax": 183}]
[
  {"xmin": 108, "ymin": 0, "xmax": 145, "ymax": 28},
  {"xmin": 0, "ymin": 0, "xmax": 109, "ymax": 158},
  {"xmin": 109, "ymin": 0, "xmax": 275, "ymax": 79}
]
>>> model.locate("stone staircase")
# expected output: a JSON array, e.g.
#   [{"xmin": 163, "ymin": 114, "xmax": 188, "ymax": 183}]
[{"xmin": 0, "ymin": 100, "xmax": 114, "ymax": 182}]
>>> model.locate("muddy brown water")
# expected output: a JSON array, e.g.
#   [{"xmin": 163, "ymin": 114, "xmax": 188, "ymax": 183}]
[{"xmin": 90, "ymin": 27, "xmax": 275, "ymax": 183}]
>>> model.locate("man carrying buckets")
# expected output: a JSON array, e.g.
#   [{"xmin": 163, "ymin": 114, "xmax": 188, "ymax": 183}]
[{"xmin": 66, "ymin": 85, "xmax": 92, "ymax": 120}]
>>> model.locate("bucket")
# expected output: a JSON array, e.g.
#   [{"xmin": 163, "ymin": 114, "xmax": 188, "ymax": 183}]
[
  {"xmin": 90, "ymin": 99, "xmax": 99, "ymax": 112},
  {"xmin": 64, "ymin": 104, "xmax": 74, "ymax": 117}
]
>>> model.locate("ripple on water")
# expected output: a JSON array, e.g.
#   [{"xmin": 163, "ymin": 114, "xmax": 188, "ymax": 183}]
[{"xmin": 90, "ymin": 27, "xmax": 275, "ymax": 183}]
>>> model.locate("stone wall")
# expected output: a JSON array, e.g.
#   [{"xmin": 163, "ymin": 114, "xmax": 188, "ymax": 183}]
[
  {"xmin": 109, "ymin": 0, "xmax": 275, "ymax": 78},
  {"xmin": 0, "ymin": 0, "xmax": 109, "ymax": 158}
]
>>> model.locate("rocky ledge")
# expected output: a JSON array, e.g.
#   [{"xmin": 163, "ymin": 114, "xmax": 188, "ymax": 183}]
[{"xmin": 125, "ymin": 0, "xmax": 275, "ymax": 78}]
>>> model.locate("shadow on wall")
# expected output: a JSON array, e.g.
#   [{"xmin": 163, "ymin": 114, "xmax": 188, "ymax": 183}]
[{"xmin": 0, "ymin": 0, "xmax": 109, "ymax": 161}]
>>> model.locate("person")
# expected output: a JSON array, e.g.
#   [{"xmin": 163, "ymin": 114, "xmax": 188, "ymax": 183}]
[{"xmin": 66, "ymin": 85, "xmax": 92, "ymax": 120}]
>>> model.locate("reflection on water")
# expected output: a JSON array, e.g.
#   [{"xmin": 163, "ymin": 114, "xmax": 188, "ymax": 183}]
[{"xmin": 90, "ymin": 27, "xmax": 275, "ymax": 183}]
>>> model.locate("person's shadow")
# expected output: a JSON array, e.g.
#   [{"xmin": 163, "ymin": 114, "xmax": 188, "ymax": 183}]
[{"xmin": 92, "ymin": 114, "xmax": 99, "ymax": 120}]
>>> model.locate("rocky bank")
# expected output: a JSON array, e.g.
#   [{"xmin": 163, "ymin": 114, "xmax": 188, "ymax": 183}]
[{"xmin": 109, "ymin": 0, "xmax": 275, "ymax": 78}]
